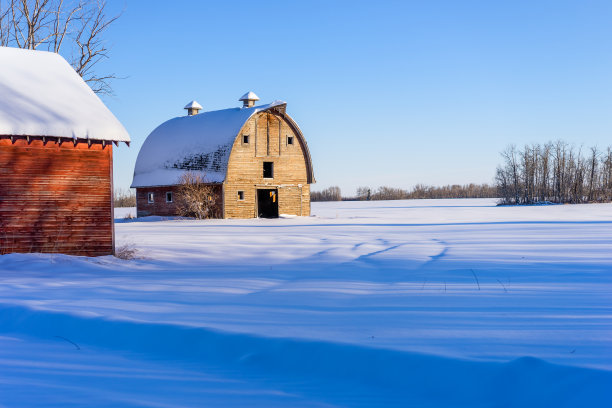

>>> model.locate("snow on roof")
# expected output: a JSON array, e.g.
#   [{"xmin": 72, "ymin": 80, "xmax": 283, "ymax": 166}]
[
  {"xmin": 0, "ymin": 47, "xmax": 130, "ymax": 143},
  {"xmin": 131, "ymin": 101, "xmax": 286, "ymax": 188},
  {"xmin": 239, "ymin": 91, "xmax": 259, "ymax": 101},
  {"xmin": 183, "ymin": 100, "xmax": 203, "ymax": 110}
]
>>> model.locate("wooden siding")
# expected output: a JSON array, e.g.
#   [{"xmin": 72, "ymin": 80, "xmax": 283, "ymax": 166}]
[
  {"xmin": 278, "ymin": 184, "xmax": 310, "ymax": 216},
  {"xmin": 224, "ymin": 112, "xmax": 311, "ymax": 218},
  {"xmin": 136, "ymin": 185, "xmax": 223, "ymax": 218},
  {"xmin": 268, "ymin": 115, "xmax": 280, "ymax": 156},
  {"xmin": 0, "ymin": 138, "xmax": 113, "ymax": 256},
  {"xmin": 136, "ymin": 186, "xmax": 179, "ymax": 217}
]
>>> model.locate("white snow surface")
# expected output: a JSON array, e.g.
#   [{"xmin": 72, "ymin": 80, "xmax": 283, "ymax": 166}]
[
  {"xmin": 131, "ymin": 101, "xmax": 286, "ymax": 187},
  {"xmin": 1, "ymin": 198, "xmax": 611, "ymax": 407},
  {"xmin": 0, "ymin": 47, "xmax": 130, "ymax": 142}
]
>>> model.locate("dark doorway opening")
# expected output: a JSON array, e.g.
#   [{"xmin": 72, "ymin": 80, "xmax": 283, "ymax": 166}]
[
  {"xmin": 263, "ymin": 161, "xmax": 274, "ymax": 178},
  {"xmin": 257, "ymin": 189, "xmax": 279, "ymax": 218}
]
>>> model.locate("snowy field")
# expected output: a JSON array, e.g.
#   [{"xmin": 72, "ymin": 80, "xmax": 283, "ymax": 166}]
[{"xmin": 1, "ymin": 198, "xmax": 611, "ymax": 407}]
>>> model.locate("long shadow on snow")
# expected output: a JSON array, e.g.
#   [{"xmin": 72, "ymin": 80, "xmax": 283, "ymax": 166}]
[
  {"xmin": 1, "ymin": 304, "xmax": 609, "ymax": 408},
  {"xmin": 115, "ymin": 220, "xmax": 612, "ymax": 228}
]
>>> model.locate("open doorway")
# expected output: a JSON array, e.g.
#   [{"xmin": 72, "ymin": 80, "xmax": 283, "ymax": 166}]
[{"xmin": 257, "ymin": 189, "xmax": 279, "ymax": 218}]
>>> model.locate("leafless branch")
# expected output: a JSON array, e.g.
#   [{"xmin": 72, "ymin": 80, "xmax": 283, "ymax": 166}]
[
  {"xmin": 0, "ymin": 0, "xmax": 120, "ymax": 94},
  {"xmin": 176, "ymin": 172, "xmax": 222, "ymax": 220}
]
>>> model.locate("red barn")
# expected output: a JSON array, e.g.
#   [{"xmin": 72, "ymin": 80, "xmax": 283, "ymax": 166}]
[{"xmin": 0, "ymin": 47, "xmax": 130, "ymax": 256}]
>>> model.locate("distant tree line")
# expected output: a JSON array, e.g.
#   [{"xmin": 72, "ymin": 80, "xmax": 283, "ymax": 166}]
[
  {"xmin": 311, "ymin": 184, "xmax": 497, "ymax": 201},
  {"xmin": 311, "ymin": 186, "xmax": 342, "ymax": 201},
  {"xmin": 353, "ymin": 184, "xmax": 496, "ymax": 201},
  {"xmin": 496, "ymin": 141, "xmax": 612, "ymax": 205},
  {"xmin": 114, "ymin": 188, "xmax": 136, "ymax": 207}
]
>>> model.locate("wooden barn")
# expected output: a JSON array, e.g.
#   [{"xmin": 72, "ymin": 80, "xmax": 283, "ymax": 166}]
[
  {"xmin": 0, "ymin": 47, "xmax": 130, "ymax": 256},
  {"xmin": 131, "ymin": 92, "xmax": 314, "ymax": 218}
]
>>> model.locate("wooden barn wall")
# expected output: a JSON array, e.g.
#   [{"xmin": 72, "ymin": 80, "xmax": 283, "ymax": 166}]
[
  {"xmin": 224, "ymin": 112, "xmax": 311, "ymax": 218},
  {"xmin": 136, "ymin": 185, "xmax": 223, "ymax": 218},
  {"xmin": 0, "ymin": 139, "xmax": 113, "ymax": 256},
  {"xmin": 136, "ymin": 186, "xmax": 179, "ymax": 217},
  {"xmin": 278, "ymin": 184, "xmax": 310, "ymax": 216}
]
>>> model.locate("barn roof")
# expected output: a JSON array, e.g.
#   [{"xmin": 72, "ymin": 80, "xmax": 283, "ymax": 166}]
[
  {"xmin": 0, "ymin": 47, "xmax": 130, "ymax": 143},
  {"xmin": 131, "ymin": 101, "xmax": 288, "ymax": 188}
]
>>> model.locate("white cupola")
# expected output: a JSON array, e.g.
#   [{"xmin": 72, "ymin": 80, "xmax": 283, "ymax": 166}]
[
  {"xmin": 239, "ymin": 91, "xmax": 259, "ymax": 108},
  {"xmin": 184, "ymin": 100, "xmax": 203, "ymax": 116}
]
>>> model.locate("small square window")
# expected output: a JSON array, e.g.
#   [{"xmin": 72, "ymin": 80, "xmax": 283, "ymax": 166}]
[
  {"xmin": 238, "ymin": 191, "xmax": 244, "ymax": 200},
  {"xmin": 287, "ymin": 136, "xmax": 294, "ymax": 145},
  {"xmin": 166, "ymin": 192, "xmax": 173, "ymax": 203},
  {"xmin": 147, "ymin": 192, "xmax": 154, "ymax": 203},
  {"xmin": 263, "ymin": 162, "xmax": 273, "ymax": 178},
  {"xmin": 243, "ymin": 134, "xmax": 250, "ymax": 144}
]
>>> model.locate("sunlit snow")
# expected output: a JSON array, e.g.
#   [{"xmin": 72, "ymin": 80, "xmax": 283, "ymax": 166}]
[{"xmin": 0, "ymin": 198, "xmax": 610, "ymax": 407}]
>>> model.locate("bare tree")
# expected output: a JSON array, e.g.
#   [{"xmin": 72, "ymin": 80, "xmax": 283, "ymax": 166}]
[
  {"xmin": 0, "ymin": 0, "xmax": 120, "ymax": 94},
  {"xmin": 499, "ymin": 145, "xmax": 521, "ymax": 204},
  {"xmin": 604, "ymin": 147, "xmax": 612, "ymax": 201},
  {"xmin": 355, "ymin": 186, "xmax": 372, "ymax": 201},
  {"xmin": 113, "ymin": 188, "xmax": 136, "ymax": 208},
  {"xmin": 496, "ymin": 141, "xmax": 612, "ymax": 205},
  {"xmin": 587, "ymin": 146, "xmax": 599, "ymax": 202},
  {"xmin": 175, "ymin": 172, "xmax": 221, "ymax": 219},
  {"xmin": 311, "ymin": 186, "xmax": 342, "ymax": 202}
]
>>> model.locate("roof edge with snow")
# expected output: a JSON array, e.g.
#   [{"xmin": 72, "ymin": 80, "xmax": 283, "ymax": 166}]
[{"xmin": 0, "ymin": 47, "xmax": 130, "ymax": 144}]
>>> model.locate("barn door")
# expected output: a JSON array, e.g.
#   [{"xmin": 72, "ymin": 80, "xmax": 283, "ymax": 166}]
[{"xmin": 257, "ymin": 189, "xmax": 278, "ymax": 218}]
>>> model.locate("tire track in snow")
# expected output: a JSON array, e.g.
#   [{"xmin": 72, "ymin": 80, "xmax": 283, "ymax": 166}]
[
  {"xmin": 417, "ymin": 239, "xmax": 450, "ymax": 271},
  {"xmin": 354, "ymin": 244, "xmax": 405, "ymax": 263}
]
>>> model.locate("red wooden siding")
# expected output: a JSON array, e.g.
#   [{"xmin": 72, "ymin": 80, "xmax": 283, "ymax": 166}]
[
  {"xmin": 136, "ymin": 186, "xmax": 179, "ymax": 217},
  {"xmin": 0, "ymin": 139, "xmax": 114, "ymax": 256},
  {"xmin": 136, "ymin": 185, "xmax": 223, "ymax": 218}
]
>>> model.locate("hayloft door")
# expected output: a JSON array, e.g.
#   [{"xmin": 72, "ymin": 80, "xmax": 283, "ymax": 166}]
[{"xmin": 257, "ymin": 189, "xmax": 279, "ymax": 218}]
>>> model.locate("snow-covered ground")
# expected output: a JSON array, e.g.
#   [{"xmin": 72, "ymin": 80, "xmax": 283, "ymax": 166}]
[{"xmin": 1, "ymin": 199, "xmax": 611, "ymax": 407}]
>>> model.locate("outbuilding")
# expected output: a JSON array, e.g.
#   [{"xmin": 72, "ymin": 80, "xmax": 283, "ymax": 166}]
[
  {"xmin": 0, "ymin": 47, "xmax": 130, "ymax": 256},
  {"xmin": 131, "ymin": 92, "xmax": 314, "ymax": 218}
]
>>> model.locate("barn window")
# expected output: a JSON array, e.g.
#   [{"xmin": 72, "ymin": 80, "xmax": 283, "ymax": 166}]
[
  {"xmin": 147, "ymin": 192, "xmax": 154, "ymax": 203},
  {"xmin": 287, "ymin": 136, "xmax": 294, "ymax": 145},
  {"xmin": 238, "ymin": 191, "xmax": 244, "ymax": 200},
  {"xmin": 242, "ymin": 134, "xmax": 250, "ymax": 144},
  {"xmin": 166, "ymin": 192, "xmax": 173, "ymax": 203},
  {"xmin": 263, "ymin": 162, "xmax": 273, "ymax": 178}
]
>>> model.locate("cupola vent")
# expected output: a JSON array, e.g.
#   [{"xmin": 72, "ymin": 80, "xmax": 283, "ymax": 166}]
[
  {"xmin": 239, "ymin": 91, "xmax": 259, "ymax": 108},
  {"xmin": 184, "ymin": 100, "xmax": 203, "ymax": 116}
]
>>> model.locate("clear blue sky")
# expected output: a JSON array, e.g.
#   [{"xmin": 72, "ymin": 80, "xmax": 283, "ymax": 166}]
[{"xmin": 100, "ymin": 0, "xmax": 612, "ymax": 195}]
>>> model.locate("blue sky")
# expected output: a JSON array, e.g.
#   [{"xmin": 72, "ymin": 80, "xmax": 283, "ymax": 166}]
[{"xmin": 100, "ymin": 0, "xmax": 612, "ymax": 195}]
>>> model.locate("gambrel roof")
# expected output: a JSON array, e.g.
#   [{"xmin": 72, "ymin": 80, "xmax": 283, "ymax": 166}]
[
  {"xmin": 131, "ymin": 100, "xmax": 314, "ymax": 188},
  {"xmin": 0, "ymin": 47, "xmax": 130, "ymax": 143}
]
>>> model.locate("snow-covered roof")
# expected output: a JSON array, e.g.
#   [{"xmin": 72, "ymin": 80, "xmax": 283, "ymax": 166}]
[
  {"xmin": 0, "ymin": 47, "xmax": 130, "ymax": 143},
  {"xmin": 239, "ymin": 91, "xmax": 259, "ymax": 102},
  {"xmin": 183, "ymin": 100, "xmax": 203, "ymax": 110},
  {"xmin": 131, "ymin": 101, "xmax": 287, "ymax": 188}
]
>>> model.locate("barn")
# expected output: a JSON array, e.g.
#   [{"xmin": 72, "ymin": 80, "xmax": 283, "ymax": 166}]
[
  {"xmin": 0, "ymin": 47, "xmax": 130, "ymax": 256},
  {"xmin": 131, "ymin": 92, "xmax": 315, "ymax": 218}
]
